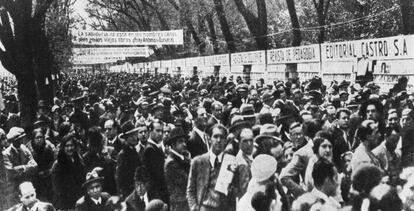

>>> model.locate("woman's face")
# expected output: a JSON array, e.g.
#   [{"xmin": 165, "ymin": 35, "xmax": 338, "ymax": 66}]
[
  {"xmin": 64, "ymin": 140, "xmax": 75, "ymax": 156},
  {"xmin": 318, "ymin": 139, "xmax": 333, "ymax": 161}
]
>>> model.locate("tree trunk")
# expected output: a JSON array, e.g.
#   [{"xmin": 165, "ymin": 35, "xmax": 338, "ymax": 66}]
[
  {"xmin": 213, "ymin": 0, "xmax": 236, "ymax": 52},
  {"xmin": 32, "ymin": 19, "xmax": 54, "ymax": 105},
  {"xmin": 206, "ymin": 13, "xmax": 219, "ymax": 54},
  {"xmin": 400, "ymin": 0, "xmax": 414, "ymax": 34},
  {"xmin": 16, "ymin": 74, "xmax": 38, "ymax": 129},
  {"xmin": 197, "ymin": 13, "xmax": 207, "ymax": 53},
  {"xmin": 234, "ymin": 0, "xmax": 268, "ymax": 50},
  {"xmin": 256, "ymin": 0, "xmax": 268, "ymax": 49},
  {"xmin": 286, "ymin": 0, "xmax": 301, "ymax": 46}
]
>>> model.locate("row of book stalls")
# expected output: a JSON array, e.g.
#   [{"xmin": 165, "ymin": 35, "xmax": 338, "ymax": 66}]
[{"xmin": 109, "ymin": 34, "xmax": 414, "ymax": 94}]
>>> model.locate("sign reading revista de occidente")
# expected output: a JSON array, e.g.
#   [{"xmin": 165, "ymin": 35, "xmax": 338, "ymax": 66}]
[{"xmin": 71, "ymin": 29, "xmax": 184, "ymax": 45}]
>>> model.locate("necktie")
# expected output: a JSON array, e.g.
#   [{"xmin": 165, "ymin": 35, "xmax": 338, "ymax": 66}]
[{"xmin": 214, "ymin": 156, "xmax": 219, "ymax": 169}]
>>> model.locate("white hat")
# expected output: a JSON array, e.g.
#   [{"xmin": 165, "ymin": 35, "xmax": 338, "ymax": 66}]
[
  {"xmin": 7, "ymin": 127, "xmax": 26, "ymax": 141},
  {"xmin": 251, "ymin": 154, "xmax": 277, "ymax": 182}
]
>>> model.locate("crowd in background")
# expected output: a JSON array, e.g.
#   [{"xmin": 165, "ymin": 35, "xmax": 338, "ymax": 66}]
[{"xmin": 0, "ymin": 71, "xmax": 414, "ymax": 211}]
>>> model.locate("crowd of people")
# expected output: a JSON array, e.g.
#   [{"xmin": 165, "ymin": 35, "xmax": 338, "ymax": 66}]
[{"xmin": 0, "ymin": 71, "xmax": 414, "ymax": 211}]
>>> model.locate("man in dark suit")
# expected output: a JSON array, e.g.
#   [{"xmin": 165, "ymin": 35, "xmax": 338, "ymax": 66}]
[
  {"xmin": 187, "ymin": 107, "xmax": 209, "ymax": 158},
  {"xmin": 187, "ymin": 124, "xmax": 236, "ymax": 211},
  {"xmin": 125, "ymin": 166, "xmax": 150, "ymax": 211},
  {"xmin": 75, "ymin": 168, "xmax": 111, "ymax": 211},
  {"xmin": 164, "ymin": 127, "xmax": 191, "ymax": 211},
  {"xmin": 142, "ymin": 120, "xmax": 169, "ymax": 203},
  {"xmin": 7, "ymin": 181, "xmax": 55, "ymax": 211},
  {"xmin": 206, "ymin": 102, "xmax": 223, "ymax": 131},
  {"xmin": 331, "ymin": 108, "xmax": 354, "ymax": 169},
  {"xmin": 116, "ymin": 121, "xmax": 142, "ymax": 198}
]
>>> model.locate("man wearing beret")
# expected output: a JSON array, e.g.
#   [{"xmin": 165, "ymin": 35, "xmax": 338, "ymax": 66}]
[
  {"xmin": 3, "ymin": 127, "xmax": 38, "ymax": 206},
  {"xmin": 164, "ymin": 127, "xmax": 191, "ymax": 211}
]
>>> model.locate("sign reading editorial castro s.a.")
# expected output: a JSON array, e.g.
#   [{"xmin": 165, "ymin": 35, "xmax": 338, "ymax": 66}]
[{"xmin": 71, "ymin": 29, "xmax": 184, "ymax": 45}]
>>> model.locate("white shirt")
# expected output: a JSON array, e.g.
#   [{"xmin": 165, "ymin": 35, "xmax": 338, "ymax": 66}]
[
  {"xmin": 91, "ymin": 197, "xmax": 102, "ymax": 205},
  {"xmin": 170, "ymin": 149, "xmax": 185, "ymax": 160},
  {"xmin": 141, "ymin": 192, "xmax": 149, "ymax": 205},
  {"xmin": 147, "ymin": 138, "xmax": 160, "ymax": 148},
  {"xmin": 209, "ymin": 151, "xmax": 223, "ymax": 169},
  {"xmin": 194, "ymin": 127, "xmax": 209, "ymax": 149}
]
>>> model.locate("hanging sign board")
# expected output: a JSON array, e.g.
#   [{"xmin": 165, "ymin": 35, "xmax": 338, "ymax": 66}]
[
  {"xmin": 71, "ymin": 29, "xmax": 184, "ymax": 45},
  {"xmin": 321, "ymin": 35, "xmax": 414, "ymax": 61},
  {"xmin": 72, "ymin": 47, "xmax": 149, "ymax": 57},
  {"xmin": 267, "ymin": 44, "xmax": 320, "ymax": 64},
  {"xmin": 231, "ymin": 51, "xmax": 265, "ymax": 65}
]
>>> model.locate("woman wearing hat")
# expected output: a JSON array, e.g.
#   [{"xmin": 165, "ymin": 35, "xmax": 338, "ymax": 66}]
[
  {"xmin": 51, "ymin": 133, "xmax": 86, "ymax": 210},
  {"xmin": 238, "ymin": 155, "xmax": 285, "ymax": 211},
  {"xmin": 75, "ymin": 167, "xmax": 111, "ymax": 211},
  {"xmin": 164, "ymin": 127, "xmax": 191, "ymax": 211}
]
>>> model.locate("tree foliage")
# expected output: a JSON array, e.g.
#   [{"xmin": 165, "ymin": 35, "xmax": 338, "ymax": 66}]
[{"xmin": 0, "ymin": 0, "xmax": 73, "ymax": 128}]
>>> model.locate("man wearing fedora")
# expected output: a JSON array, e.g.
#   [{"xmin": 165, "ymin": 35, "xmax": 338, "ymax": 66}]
[
  {"xmin": 116, "ymin": 120, "xmax": 142, "ymax": 198},
  {"xmin": 164, "ymin": 127, "xmax": 191, "ymax": 211},
  {"xmin": 76, "ymin": 167, "xmax": 111, "ymax": 211},
  {"xmin": 3, "ymin": 127, "xmax": 38, "ymax": 206}
]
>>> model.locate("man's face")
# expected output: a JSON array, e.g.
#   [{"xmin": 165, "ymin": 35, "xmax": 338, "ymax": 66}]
[
  {"xmin": 154, "ymin": 109, "xmax": 165, "ymax": 120},
  {"xmin": 191, "ymin": 98, "xmax": 199, "ymax": 107},
  {"xmin": 212, "ymin": 104, "xmax": 223, "ymax": 120},
  {"xmin": 104, "ymin": 123, "xmax": 117, "ymax": 140},
  {"xmin": 64, "ymin": 140, "xmax": 75, "ymax": 157},
  {"xmin": 249, "ymin": 90, "xmax": 259, "ymax": 101},
  {"xmin": 293, "ymin": 93, "xmax": 302, "ymax": 105},
  {"xmin": 163, "ymin": 125, "xmax": 172, "ymax": 142},
  {"xmin": 239, "ymin": 131, "xmax": 254, "ymax": 155},
  {"xmin": 366, "ymin": 104, "xmax": 379, "ymax": 121},
  {"xmin": 338, "ymin": 112, "xmax": 350, "ymax": 130},
  {"xmin": 134, "ymin": 181, "xmax": 147, "ymax": 197},
  {"xmin": 151, "ymin": 123, "xmax": 164, "ymax": 143},
  {"xmin": 387, "ymin": 113, "xmax": 399, "ymax": 127},
  {"xmin": 126, "ymin": 132, "xmax": 139, "ymax": 146},
  {"xmin": 290, "ymin": 126, "xmax": 305, "ymax": 150},
  {"xmin": 210, "ymin": 127, "xmax": 227, "ymax": 155},
  {"xmin": 137, "ymin": 126, "xmax": 148, "ymax": 142},
  {"xmin": 401, "ymin": 113, "xmax": 412, "ymax": 128},
  {"xmin": 196, "ymin": 108, "xmax": 208, "ymax": 129},
  {"xmin": 87, "ymin": 182, "xmax": 103, "ymax": 200},
  {"xmin": 213, "ymin": 90, "xmax": 222, "ymax": 100},
  {"xmin": 172, "ymin": 138, "xmax": 187, "ymax": 155},
  {"xmin": 33, "ymin": 131, "xmax": 45, "ymax": 147},
  {"xmin": 20, "ymin": 186, "xmax": 37, "ymax": 208},
  {"xmin": 284, "ymin": 147, "xmax": 294, "ymax": 164},
  {"xmin": 318, "ymin": 139, "xmax": 333, "ymax": 161},
  {"xmin": 238, "ymin": 90, "xmax": 248, "ymax": 99}
]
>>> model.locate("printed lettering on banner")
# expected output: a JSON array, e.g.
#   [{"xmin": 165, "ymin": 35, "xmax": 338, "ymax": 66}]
[
  {"xmin": 231, "ymin": 51, "xmax": 265, "ymax": 65},
  {"xmin": 73, "ymin": 47, "xmax": 150, "ymax": 58},
  {"xmin": 267, "ymin": 45, "xmax": 320, "ymax": 64},
  {"xmin": 71, "ymin": 29, "xmax": 184, "ymax": 45},
  {"xmin": 322, "ymin": 35, "xmax": 414, "ymax": 61},
  {"xmin": 204, "ymin": 54, "xmax": 230, "ymax": 66},
  {"xmin": 186, "ymin": 57, "xmax": 205, "ymax": 67}
]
